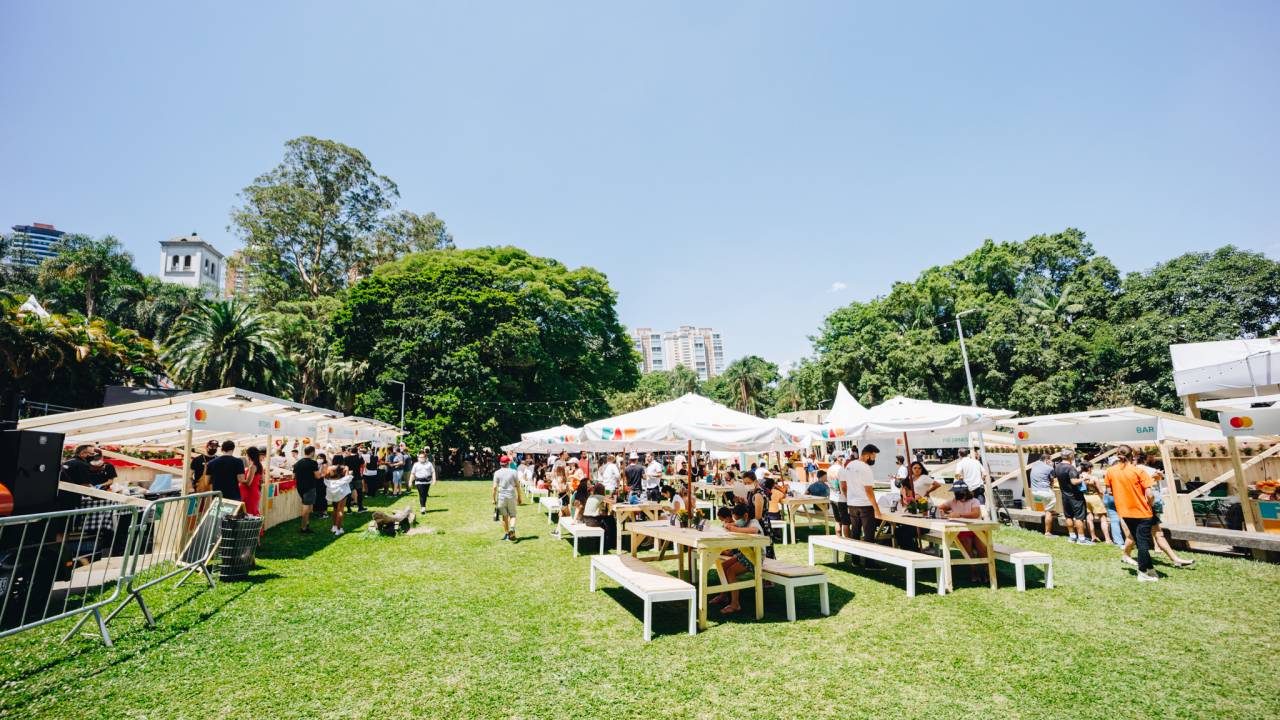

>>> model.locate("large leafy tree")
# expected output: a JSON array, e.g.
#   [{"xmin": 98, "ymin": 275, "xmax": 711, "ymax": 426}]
[
  {"xmin": 162, "ymin": 299, "xmax": 291, "ymax": 394},
  {"xmin": 797, "ymin": 230, "xmax": 1280, "ymax": 415},
  {"xmin": 232, "ymin": 136, "xmax": 399, "ymax": 301},
  {"xmin": 38, "ymin": 234, "xmax": 140, "ymax": 318},
  {"xmin": 334, "ymin": 247, "xmax": 638, "ymax": 450},
  {"xmin": 607, "ymin": 365, "xmax": 700, "ymax": 413},
  {"xmin": 262, "ymin": 297, "xmax": 366, "ymax": 411},
  {"xmin": 101, "ymin": 275, "xmax": 205, "ymax": 343}
]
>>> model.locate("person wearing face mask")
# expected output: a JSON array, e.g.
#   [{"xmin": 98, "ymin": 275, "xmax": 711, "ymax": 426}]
[
  {"xmin": 843, "ymin": 444, "xmax": 881, "ymax": 549},
  {"xmin": 87, "ymin": 451, "xmax": 118, "ymax": 490},
  {"xmin": 410, "ymin": 452, "xmax": 436, "ymax": 511},
  {"xmin": 708, "ymin": 505, "xmax": 761, "ymax": 615}
]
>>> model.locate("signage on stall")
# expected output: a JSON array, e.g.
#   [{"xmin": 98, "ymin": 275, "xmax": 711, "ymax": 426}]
[
  {"xmin": 1012, "ymin": 418, "xmax": 1160, "ymax": 445},
  {"xmin": 189, "ymin": 402, "xmax": 315, "ymax": 438},
  {"xmin": 1219, "ymin": 407, "xmax": 1280, "ymax": 438}
]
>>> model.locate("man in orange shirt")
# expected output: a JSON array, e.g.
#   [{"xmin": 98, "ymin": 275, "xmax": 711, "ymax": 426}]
[{"xmin": 1104, "ymin": 445, "xmax": 1158, "ymax": 582}]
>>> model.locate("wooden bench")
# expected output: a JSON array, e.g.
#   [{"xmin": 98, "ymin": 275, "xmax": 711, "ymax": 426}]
[
  {"xmin": 760, "ymin": 559, "xmax": 830, "ymax": 621},
  {"xmin": 590, "ymin": 554, "xmax": 696, "ymax": 641},
  {"xmin": 807, "ymin": 535, "xmax": 944, "ymax": 597},
  {"xmin": 540, "ymin": 495, "xmax": 562, "ymax": 523},
  {"xmin": 1163, "ymin": 524, "xmax": 1280, "ymax": 553},
  {"xmin": 559, "ymin": 516, "xmax": 605, "ymax": 557},
  {"xmin": 921, "ymin": 531, "xmax": 1053, "ymax": 591}
]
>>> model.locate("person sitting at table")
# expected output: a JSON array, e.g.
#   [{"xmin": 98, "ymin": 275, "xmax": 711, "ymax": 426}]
[
  {"xmin": 767, "ymin": 478, "xmax": 786, "ymax": 521},
  {"xmin": 661, "ymin": 484, "xmax": 687, "ymax": 515},
  {"xmin": 581, "ymin": 483, "xmax": 616, "ymax": 551},
  {"xmin": 710, "ymin": 505, "xmax": 761, "ymax": 615},
  {"xmin": 907, "ymin": 461, "xmax": 940, "ymax": 502},
  {"xmin": 806, "ymin": 470, "xmax": 831, "ymax": 497},
  {"xmin": 747, "ymin": 477, "xmax": 778, "ymax": 556},
  {"xmin": 937, "ymin": 481, "xmax": 987, "ymax": 582},
  {"xmin": 572, "ymin": 474, "xmax": 593, "ymax": 520}
]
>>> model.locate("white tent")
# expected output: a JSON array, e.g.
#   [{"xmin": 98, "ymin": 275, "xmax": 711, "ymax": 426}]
[
  {"xmin": 1000, "ymin": 407, "xmax": 1230, "ymax": 445},
  {"xmin": 579, "ymin": 393, "xmax": 804, "ymax": 452},
  {"xmin": 824, "ymin": 382, "xmax": 869, "ymax": 426},
  {"xmin": 520, "ymin": 424, "xmax": 580, "ymax": 443},
  {"xmin": 1170, "ymin": 337, "xmax": 1280, "ymax": 400}
]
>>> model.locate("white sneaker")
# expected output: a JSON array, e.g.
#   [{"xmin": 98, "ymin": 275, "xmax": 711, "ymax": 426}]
[
  {"xmin": 1068, "ymin": 535, "xmax": 1079, "ymax": 543},
  {"xmin": 1076, "ymin": 538, "xmax": 1096, "ymax": 546},
  {"xmin": 334, "ymin": 528, "xmax": 345, "ymax": 537},
  {"xmin": 1120, "ymin": 555, "xmax": 1138, "ymax": 567},
  {"xmin": 1137, "ymin": 570, "xmax": 1158, "ymax": 582}
]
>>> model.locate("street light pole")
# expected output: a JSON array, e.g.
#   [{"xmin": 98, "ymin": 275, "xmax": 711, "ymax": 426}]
[
  {"xmin": 388, "ymin": 380, "xmax": 406, "ymax": 433},
  {"xmin": 955, "ymin": 309, "xmax": 995, "ymax": 515}
]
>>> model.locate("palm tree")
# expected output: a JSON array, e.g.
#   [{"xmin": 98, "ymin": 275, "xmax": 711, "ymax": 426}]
[
  {"xmin": 38, "ymin": 234, "xmax": 135, "ymax": 318},
  {"xmin": 718, "ymin": 356, "xmax": 779, "ymax": 416},
  {"xmin": 162, "ymin": 299, "xmax": 292, "ymax": 394},
  {"xmin": 1022, "ymin": 281, "xmax": 1085, "ymax": 335}
]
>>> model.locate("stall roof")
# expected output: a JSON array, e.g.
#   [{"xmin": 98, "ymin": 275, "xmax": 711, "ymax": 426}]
[
  {"xmin": 1198, "ymin": 393, "xmax": 1280, "ymax": 411},
  {"xmin": 1170, "ymin": 337, "xmax": 1280, "ymax": 400},
  {"xmin": 18, "ymin": 387, "xmax": 399, "ymax": 449},
  {"xmin": 999, "ymin": 406, "xmax": 1231, "ymax": 444}
]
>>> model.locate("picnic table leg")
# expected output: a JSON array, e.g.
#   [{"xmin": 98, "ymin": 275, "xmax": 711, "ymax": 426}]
[
  {"xmin": 753, "ymin": 546, "xmax": 764, "ymax": 621},
  {"xmin": 678, "ymin": 543, "xmax": 685, "ymax": 579},
  {"xmin": 940, "ymin": 532, "xmax": 954, "ymax": 592},
  {"xmin": 697, "ymin": 549, "xmax": 709, "ymax": 630},
  {"xmin": 985, "ymin": 530, "xmax": 997, "ymax": 590}
]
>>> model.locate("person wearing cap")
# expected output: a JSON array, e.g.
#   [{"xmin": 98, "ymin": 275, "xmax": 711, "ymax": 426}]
[
  {"xmin": 190, "ymin": 439, "xmax": 219, "ymax": 493},
  {"xmin": 844, "ymin": 444, "xmax": 880, "ymax": 548},
  {"xmin": 492, "ymin": 455, "xmax": 522, "ymax": 542},
  {"xmin": 623, "ymin": 453, "xmax": 644, "ymax": 495},
  {"xmin": 1105, "ymin": 445, "xmax": 1160, "ymax": 582},
  {"xmin": 937, "ymin": 480, "xmax": 988, "ymax": 582}
]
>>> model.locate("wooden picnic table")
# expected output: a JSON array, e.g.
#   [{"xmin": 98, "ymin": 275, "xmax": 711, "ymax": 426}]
[
  {"xmin": 878, "ymin": 513, "xmax": 998, "ymax": 591},
  {"xmin": 605, "ymin": 499, "xmax": 669, "ymax": 553},
  {"xmin": 779, "ymin": 494, "xmax": 833, "ymax": 544},
  {"xmin": 628, "ymin": 519, "xmax": 771, "ymax": 629}
]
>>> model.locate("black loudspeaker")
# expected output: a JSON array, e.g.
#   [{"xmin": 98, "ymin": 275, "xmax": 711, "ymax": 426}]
[{"xmin": 0, "ymin": 430, "xmax": 65, "ymax": 515}]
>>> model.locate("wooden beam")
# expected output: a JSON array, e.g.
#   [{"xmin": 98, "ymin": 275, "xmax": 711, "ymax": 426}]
[
  {"xmin": 1183, "ymin": 394, "xmax": 1200, "ymax": 420},
  {"xmin": 58, "ymin": 481, "xmax": 150, "ymax": 508},
  {"xmin": 98, "ymin": 448, "xmax": 181, "ymax": 475},
  {"xmin": 1157, "ymin": 440, "xmax": 1185, "ymax": 525},
  {"xmin": 1186, "ymin": 443, "xmax": 1280, "ymax": 498},
  {"xmin": 1227, "ymin": 437, "xmax": 1258, "ymax": 532},
  {"xmin": 17, "ymin": 387, "xmax": 232, "ymax": 429}
]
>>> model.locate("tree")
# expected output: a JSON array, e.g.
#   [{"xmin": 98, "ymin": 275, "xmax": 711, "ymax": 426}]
[
  {"xmin": 232, "ymin": 136, "xmax": 398, "ymax": 301},
  {"xmin": 38, "ymin": 234, "xmax": 139, "ymax": 318},
  {"xmin": 365, "ymin": 210, "xmax": 454, "ymax": 271},
  {"xmin": 262, "ymin": 297, "xmax": 367, "ymax": 410},
  {"xmin": 162, "ymin": 299, "xmax": 291, "ymax": 394},
  {"xmin": 334, "ymin": 247, "xmax": 638, "ymax": 450},
  {"xmin": 705, "ymin": 356, "xmax": 779, "ymax": 416},
  {"xmin": 607, "ymin": 365, "xmax": 700, "ymax": 413},
  {"xmin": 101, "ymin": 276, "xmax": 205, "ymax": 343}
]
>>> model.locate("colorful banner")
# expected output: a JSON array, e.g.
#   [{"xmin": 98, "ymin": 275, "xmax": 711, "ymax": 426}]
[{"xmin": 1219, "ymin": 407, "xmax": 1280, "ymax": 438}]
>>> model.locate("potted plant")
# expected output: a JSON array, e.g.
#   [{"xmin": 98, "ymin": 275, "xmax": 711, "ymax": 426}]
[{"xmin": 904, "ymin": 497, "xmax": 929, "ymax": 515}]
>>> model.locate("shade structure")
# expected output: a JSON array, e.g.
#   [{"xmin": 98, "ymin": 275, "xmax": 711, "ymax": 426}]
[
  {"xmin": 999, "ymin": 406, "xmax": 1237, "ymax": 445},
  {"xmin": 579, "ymin": 393, "xmax": 805, "ymax": 452},
  {"xmin": 824, "ymin": 382, "xmax": 869, "ymax": 426},
  {"xmin": 1170, "ymin": 337, "xmax": 1280, "ymax": 400},
  {"xmin": 819, "ymin": 395, "xmax": 1013, "ymax": 442},
  {"xmin": 520, "ymin": 424, "xmax": 580, "ymax": 444}
]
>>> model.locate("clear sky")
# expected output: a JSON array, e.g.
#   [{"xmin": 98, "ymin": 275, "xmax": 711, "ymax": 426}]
[{"xmin": 2, "ymin": 1, "xmax": 1277, "ymax": 370}]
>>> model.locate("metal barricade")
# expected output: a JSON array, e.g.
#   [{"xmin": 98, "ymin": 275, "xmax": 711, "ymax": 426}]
[
  {"xmin": 98, "ymin": 491, "xmax": 224, "ymax": 629},
  {"xmin": 0, "ymin": 502, "xmax": 141, "ymax": 647}
]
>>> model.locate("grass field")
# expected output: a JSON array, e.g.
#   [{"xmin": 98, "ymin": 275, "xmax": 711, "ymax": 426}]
[{"xmin": 2, "ymin": 480, "xmax": 1279, "ymax": 720}]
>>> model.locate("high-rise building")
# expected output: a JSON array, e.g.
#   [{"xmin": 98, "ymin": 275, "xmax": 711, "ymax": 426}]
[
  {"xmin": 630, "ymin": 326, "xmax": 726, "ymax": 381},
  {"xmin": 5, "ymin": 223, "xmax": 65, "ymax": 266},
  {"xmin": 159, "ymin": 233, "xmax": 224, "ymax": 297},
  {"xmin": 223, "ymin": 250, "xmax": 255, "ymax": 297}
]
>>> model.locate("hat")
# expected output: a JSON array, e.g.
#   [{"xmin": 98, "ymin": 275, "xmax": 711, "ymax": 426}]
[
  {"xmin": 499, "ymin": 455, "xmax": 511, "ymax": 464},
  {"xmin": 629, "ymin": 452, "xmax": 639, "ymax": 460},
  {"xmin": 951, "ymin": 481, "xmax": 971, "ymax": 495}
]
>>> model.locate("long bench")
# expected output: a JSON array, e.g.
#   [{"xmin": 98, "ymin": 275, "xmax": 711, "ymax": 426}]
[
  {"xmin": 807, "ymin": 535, "xmax": 944, "ymax": 597},
  {"xmin": 559, "ymin": 516, "xmax": 605, "ymax": 557},
  {"xmin": 589, "ymin": 554, "xmax": 696, "ymax": 641},
  {"xmin": 760, "ymin": 559, "xmax": 829, "ymax": 621},
  {"xmin": 1163, "ymin": 524, "xmax": 1280, "ymax": 554},
  {"xmin": 540, "ymin": 495, "xmax": 562, "ymax": 523},
  {"xmin": 920, "ymin": 531, "xmax": 1053, "ymax": 592}
]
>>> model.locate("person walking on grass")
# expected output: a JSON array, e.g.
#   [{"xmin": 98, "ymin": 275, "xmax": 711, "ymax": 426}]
[
  {"xmin": 293, "ymin": 446, "xmax": 320, "ymax": 534},
  {"xmin": 1054, "ymin": 450, "xmax": 1093, "ymax": 545},
  {"xmin": 1105, "ymin": 445, "xmax": 1159, "ymax": 582},
  {"xmin": 1026, "ymin": 452, "xmax": 1057, "ymax": 536},
  {"xmin": 411, "ymin": 452, "xmax": 436, "ymax": 512},
  {"xmin": 324, "ymin": 463, "xmax": 353, "ymax": 536},
  {"xmin": 493, "ymin": 455, "xmax": 522, "ymax": 542}
]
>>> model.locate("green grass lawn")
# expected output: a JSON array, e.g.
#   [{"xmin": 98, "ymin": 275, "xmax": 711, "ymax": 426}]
[{"xmin": 2, "ymin": 480, "xmax": 1279, "ymax": 719}]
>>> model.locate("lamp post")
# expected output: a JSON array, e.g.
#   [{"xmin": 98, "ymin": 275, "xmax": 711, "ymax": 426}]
[
  {"xmin": 954, "ymin": 309, "xmax": 996, "ymax": 515},
  {"xmin": 388, "ymin": 380, "xmax": 406, "ymax": 434}
]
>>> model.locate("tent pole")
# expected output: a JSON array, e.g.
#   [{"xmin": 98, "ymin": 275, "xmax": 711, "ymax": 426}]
[
  {"xmin": 1157, "ymin": 440, "xmax": 1184, "ymax": 525},
  {"xmin": 181, "ymin": 425, "xmax": 193, "ymax": 497},
  {"xmin": 1227, "ymin": 437, "xmax": 1259, "ymax": 533},
  {"xmin": 901, "ymin": 432, "xmax": 911, "ymax": 491},
  {"xmin": 1016, "ymin": 442, "xmax": 1029, "ymax": 512},
  {"xmin": 977, "ymin": 433, "xmax": 995, "ymax": 522}
]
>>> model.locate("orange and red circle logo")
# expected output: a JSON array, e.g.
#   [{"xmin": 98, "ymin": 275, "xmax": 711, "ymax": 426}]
[
  {"xmin": 1229, "ymin": 416, "xmax": 1254, "ymax": 429},
  {"xmin": 1016, "ymin": 430, "xmax": 1029, "ymax": 440},
  {"xmin": 193, "ymin": 408, "xmax": 207, "ymax": 422}
]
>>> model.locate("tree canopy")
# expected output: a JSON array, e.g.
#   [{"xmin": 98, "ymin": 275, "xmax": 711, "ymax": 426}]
[{"xmin": 334, "ymin": 246, "xmax": 639, "ymax": 450}]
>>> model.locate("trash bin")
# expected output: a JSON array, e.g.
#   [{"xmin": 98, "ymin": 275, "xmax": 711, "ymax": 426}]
[{"xmin": 218, "ymin": 515, "xmax": 263, "ymax": 581}]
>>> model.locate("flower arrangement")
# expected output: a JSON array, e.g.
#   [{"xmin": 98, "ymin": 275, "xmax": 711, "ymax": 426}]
[{"xmin": 904, "ymin": 497, "xmax": 929, "ymax": 515}]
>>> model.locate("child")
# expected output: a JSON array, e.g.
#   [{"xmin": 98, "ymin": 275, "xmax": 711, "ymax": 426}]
[
  {"xmin": 1081, "ymin": 462, "xmax": 1110, "ymax": 544},
  {"xmin": 937, "ymin": 482, "xmax": 987, "ymax": 582},
  {"xmin": 709, "ymin": 505, "xmax": 761, "ymax": 615}
]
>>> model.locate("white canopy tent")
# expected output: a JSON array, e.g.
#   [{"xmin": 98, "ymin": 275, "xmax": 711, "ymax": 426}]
[
  {"xmin": 579, "ymin": 393, "xmax": 805, "ymax": 453},
  {"xmin": 1171, "ymin": 337, "xmax": 1280, "ymax": 404},
  {"xmin": 824, "ymin": 382, "xmax": 869, "ymax": 426}
]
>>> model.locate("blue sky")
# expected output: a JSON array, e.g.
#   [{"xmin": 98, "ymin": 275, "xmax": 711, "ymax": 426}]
[{"xmin": 2, "ymin": 1, "xmax": 1277, "ymax": 369}]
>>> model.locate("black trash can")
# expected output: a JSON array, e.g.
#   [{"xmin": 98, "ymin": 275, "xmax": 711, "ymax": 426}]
[{"xmin": 218, "ymin": 515, "xmax": 263, "ymax": 582}]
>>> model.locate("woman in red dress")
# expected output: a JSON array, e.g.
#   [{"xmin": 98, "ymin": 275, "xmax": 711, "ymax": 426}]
[{"xmin": 242, "ymin": 445, "xmax": 264, "ymax": 517}]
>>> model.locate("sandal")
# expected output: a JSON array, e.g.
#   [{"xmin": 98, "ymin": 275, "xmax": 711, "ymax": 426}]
[
  {"xmin": 1173, "ymin": 558, "xmax": 1195, "ymax": 568},
  {"xmin": 709, "ymin": 594, "xmax": 728, "ymax": 606},
  {"xmin": 719, "ymin": 604, "xmax": 741, "ymax": 615}
]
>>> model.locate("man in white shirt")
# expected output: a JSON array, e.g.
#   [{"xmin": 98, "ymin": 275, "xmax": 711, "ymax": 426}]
[
  {"xmin": 410, "ymin": 452, "xmax": 435, "ymax": 511},
  {"xmin": 599, "ymin": 455, "xmax": 622, "ymax": 494},
  {"xmin": 955, "ymin": 448, "xmax": 988, "ymax": 504},
  {"xmin": 895, "ymin": 455, "xmax": 908, "ymax": 483},
  {"xmin": 843, "ymin": 444, "xmax": 880, "ymax": 545},
  {"xmin": 831, "ymin": 452, "xmax": 850, "ymax": 538},
  {"xmin": 672, "ymin": 453, "xmax": 687, "ymax": 475},
  {"xmin": 492, "ymin": 455, "xmax": 522, "ymax": 542},
  {"xmin": 643, "ymin": 453, "xmax": 663, "ymax": 501}
]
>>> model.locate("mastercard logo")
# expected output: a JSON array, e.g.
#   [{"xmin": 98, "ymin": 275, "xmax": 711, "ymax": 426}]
[
  {"xmin": 1229, "ymin": 416, "xmax": 1254, "ymax": 429},
  {"xmin": 1016, "ymin": 431, "xmax": 1029, "ymax": 440},
  {"xmin": 193, "ymin": 408, "xmax": 208, "ymax": 422}
]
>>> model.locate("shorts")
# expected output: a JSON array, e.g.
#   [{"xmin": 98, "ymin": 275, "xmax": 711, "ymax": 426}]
[
  {"xmin": 728, "ymin": 549, "xmax": 754, "ymax": 574},
  {"xmin": 1060, "ymin": 492, "xmax": 1087, "ymax": 521},
  {"xmin": 831, "ymin": 501, "xmax": 851, "ymax": 526},
  {"xmin": 1085, "ymin": 494, "xmax": 1106, "ymax": 516},
  {"xmin": 496, "ymin": 496, "xmax": 518, "ymax": 518},
  {"xmin": 300, "ymin": 488, "xmax": 317, "ymax": 506},
  {"xmin": 1031, "ymin": 489, "xmax": 1057, "ymax": 512}
]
